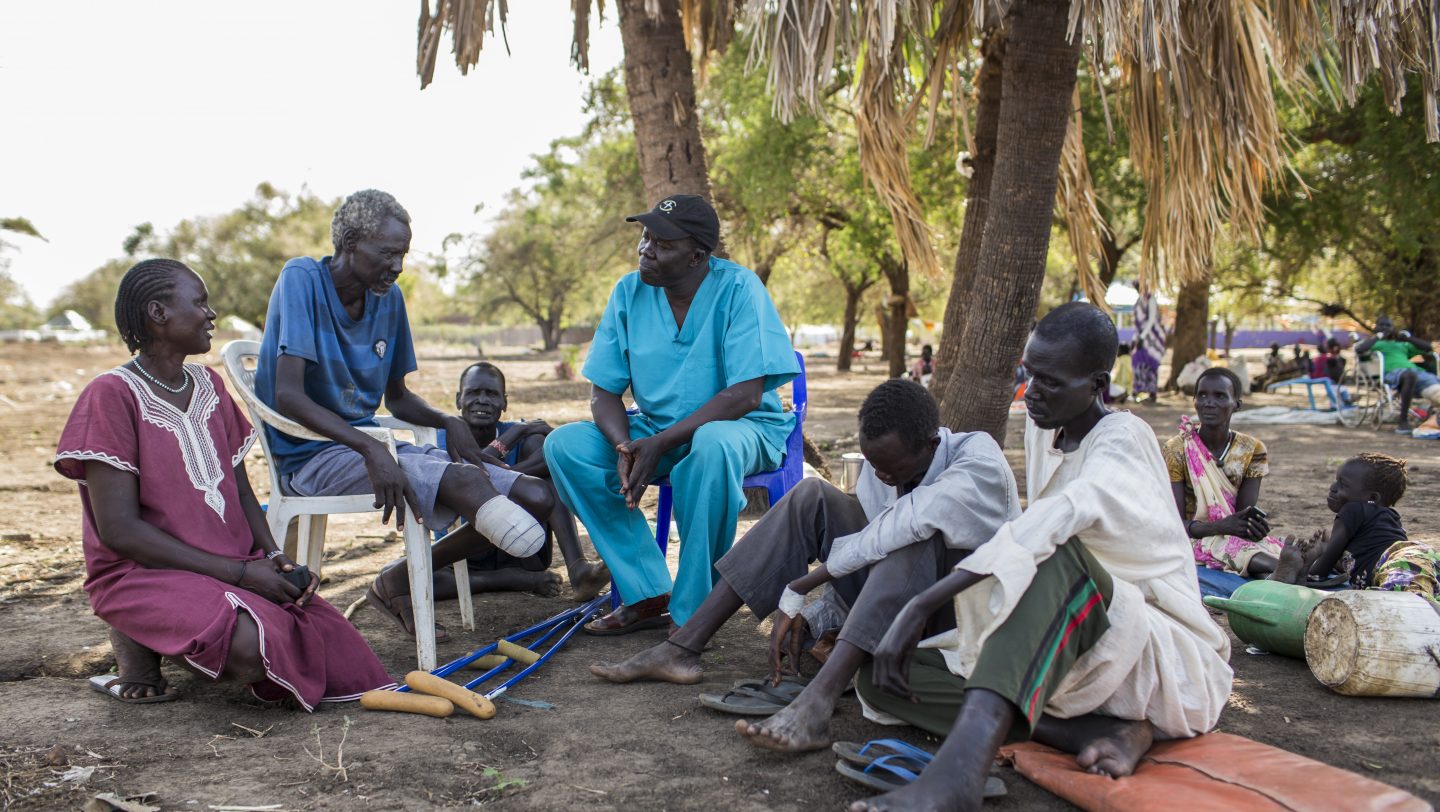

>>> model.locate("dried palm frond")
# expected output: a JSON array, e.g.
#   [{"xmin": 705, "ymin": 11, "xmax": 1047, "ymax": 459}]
[
  {"xmin": 856, "ymin": 48, "xmax": 944, "ymax": 281},
  {"xmin": 417, "ymin": 0, "xmax": 510, "ymax": 88},
  {"xmin": 742, "ymin": 0, "xmax": 855, "ymax": 121},
  {"xmin": 1067, "ymin": 0, "xmax": 1291, "ymax": 291},
  {"xmin": 681, "ymin": 0, "xmax": 738, "ymax": 81},
  {"xmin": 1321, "ymin": 0, "xmax": 1440, "ymax": 141},
  {"xmin": 1056, "ymin": 84, "xmax": 1112, "ymax": 309}
]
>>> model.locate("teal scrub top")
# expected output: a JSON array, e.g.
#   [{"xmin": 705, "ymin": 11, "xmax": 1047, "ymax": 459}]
[{"xmin": 584, "ymin": 256, "xmax": 800, "ymax": 456}]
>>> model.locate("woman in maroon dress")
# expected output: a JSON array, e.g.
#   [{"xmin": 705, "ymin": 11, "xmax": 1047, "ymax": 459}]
[{"xmin": 54, "ymin": 259, "xmax": 393, "ymax": 709}]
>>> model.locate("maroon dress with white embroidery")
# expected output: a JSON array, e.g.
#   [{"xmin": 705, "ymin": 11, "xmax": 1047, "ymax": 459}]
[{"xmin": 54, "ymin": 364, "xmax": 393, "ymax": 710}]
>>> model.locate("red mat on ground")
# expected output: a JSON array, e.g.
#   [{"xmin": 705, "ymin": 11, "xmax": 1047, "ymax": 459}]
[{"xmin": 998, "ymin": 732, "xmax": 1431, "ymax": 812}]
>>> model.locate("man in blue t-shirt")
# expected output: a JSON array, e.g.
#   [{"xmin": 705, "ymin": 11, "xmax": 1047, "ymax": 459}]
[{"xmin": 254, "ymin": 189, "xmax": 547, "ymax": 640}]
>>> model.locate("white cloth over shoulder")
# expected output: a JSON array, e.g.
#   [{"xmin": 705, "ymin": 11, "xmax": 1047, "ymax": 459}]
[
  {"xmin": 928, "ymin": 412, "xmax": 1232, "ymax": 739},
  {"xmin": 825, "ymin": 428, "xmax": 1021, "ymax": 579}
]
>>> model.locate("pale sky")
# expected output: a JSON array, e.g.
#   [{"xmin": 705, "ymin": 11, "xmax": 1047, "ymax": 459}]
[{"xmin": 0, "ymin": 1, "xmax": 624, "ymax": 308}]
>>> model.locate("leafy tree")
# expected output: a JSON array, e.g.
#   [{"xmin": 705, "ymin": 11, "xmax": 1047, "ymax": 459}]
[
  {"xmin": 0, "ymin": 217, "xmax": 45, "ymax": 330},
  {"xmin": 53, "ymin": 185, "xmax": 338, "ymax": 328},
  {"xmin": 1266, "ymin": 76, "xmax": 1440, "ymax": 335},
  {"xmin": 454, "ymin": 78, "xmax": 645, "ymax": 350}
]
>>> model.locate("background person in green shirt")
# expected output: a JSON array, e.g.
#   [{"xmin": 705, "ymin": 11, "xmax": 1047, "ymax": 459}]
[{"xmin": 1355, "ymin": 316, "xmax": 1436, "ymax": 433}]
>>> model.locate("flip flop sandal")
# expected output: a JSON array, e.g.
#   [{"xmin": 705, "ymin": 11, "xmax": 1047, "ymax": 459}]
[
  {"xmin": 1306, "ymin": 571, "xmax": 1350, "ymax": 589},
  {"xmin": 835, "ymin": 756, "xmax": 1007, "ymax": 798},
  {"xmin": 366, "ymin": 583, "xmax": 451, "ymax": 643},
  {"xmin": 698, "ymin": 684, "xmax": 792, "ymax": 716},
  {"xmin": 729, "ymin": 675, "xmax": 810, "ymax": 702},
  {"xmin": 88, "ymin": 674, "xmax": 179, "ymax": 704},
  {"xmin": 833, "ymin": 738, "xmax": 935, "ymax": 768}
]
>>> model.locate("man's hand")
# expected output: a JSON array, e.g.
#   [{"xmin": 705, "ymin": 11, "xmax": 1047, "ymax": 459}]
[
  {"xmin": 617, "ymin": 434, "xmax": 668, "ymax": 509},
  {"xmin": 442, "ymin": 416, "xmax": 489, "ymax": 467},
  {"xmin": 236, "ymin": 559, "xmax": 303, "ymax": 606},
  {"xmin": 362, "ymin": 446, "xmax": 423, "ymax": 530},
  {"xmin": 870, "ymin": 597, "xmax": 933, "ymax": 702},
  {"xmin": 768, "ymin": 610, "xmax": 807, "ymax": 686}
]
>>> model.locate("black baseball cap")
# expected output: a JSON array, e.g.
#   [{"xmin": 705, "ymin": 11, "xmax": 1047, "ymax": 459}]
[{"xmin": 625, "ymin": 194, "xmax": 720, "ymax": 252}]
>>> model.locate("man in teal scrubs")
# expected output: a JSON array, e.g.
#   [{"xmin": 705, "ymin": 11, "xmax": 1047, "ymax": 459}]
[{"xmin": 545, "ymin": 195, "xmax": 799, "ymax": 633}]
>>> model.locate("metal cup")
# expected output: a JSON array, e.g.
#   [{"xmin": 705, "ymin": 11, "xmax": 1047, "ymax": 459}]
[{"xmin": 839, "ymin": 452, "xmax": 865, "ymax": 494}]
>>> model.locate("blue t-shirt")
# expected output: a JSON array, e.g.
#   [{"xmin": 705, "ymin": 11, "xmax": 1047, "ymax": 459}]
[
  {"xmin": 491, "ymin": 420, "xmax": 522, "ymax": 466},
  {"xmin": 254, "ymin": 256, "xmax": 418, "ymax": 475},
  {"xmin": 582, "ymin": 256, "xmax": 799, "ymax": 457}
]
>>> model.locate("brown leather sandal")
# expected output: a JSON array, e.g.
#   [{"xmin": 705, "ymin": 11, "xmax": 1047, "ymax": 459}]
[{"xmin": 584, "ymin": 594, "xmax": 671, "ymax": 636}]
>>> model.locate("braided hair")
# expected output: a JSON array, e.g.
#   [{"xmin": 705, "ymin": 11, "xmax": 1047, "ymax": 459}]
[
  {"xmin": 1353, "ymin": 452, "xmax": 1408, "ymax": 506},
  {"xmin": 114, "ymin": 259, "xmax": 190, "ymax": 353}
]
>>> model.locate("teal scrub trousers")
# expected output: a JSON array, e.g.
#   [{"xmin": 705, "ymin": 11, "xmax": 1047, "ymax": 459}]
[{"xmin": 543, "ymin": 413, "xmax": 781, "ymax": 625}]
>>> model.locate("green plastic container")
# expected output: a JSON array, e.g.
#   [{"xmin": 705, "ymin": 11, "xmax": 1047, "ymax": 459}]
[{"xmin": 1202, "ymin": 580, "xmax": 1324, "ymax": 658}]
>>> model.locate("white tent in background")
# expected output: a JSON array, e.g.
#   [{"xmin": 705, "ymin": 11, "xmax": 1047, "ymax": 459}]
[
  {"xmin": 1104, "ymin": 282, "xmax": 1140, "ymax": 309},
  {"xmin": 42, "ymin": 310, "xmax": 93, "ymax": 331},
  {"xmin": 39, "ymin": 310, "xmax": 106, "ymax": 342},
  {"xmin": 218, "ymin": 315, "xmax": 262, "ymax": 340}
]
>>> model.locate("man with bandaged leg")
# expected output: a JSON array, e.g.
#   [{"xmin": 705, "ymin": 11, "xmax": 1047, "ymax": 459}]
[{"xmin": 255, "ymin": 189, "xmax": 547, "ymax": 641}]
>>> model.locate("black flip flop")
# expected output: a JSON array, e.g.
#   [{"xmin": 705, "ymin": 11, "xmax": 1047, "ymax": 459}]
[
  {"xmin": 698, "ymin": 685, "xmax": 790, "ymax": 716},
  {"xmin": 697, "ymin": 675, "xmax": 808, "ymax": 715}
]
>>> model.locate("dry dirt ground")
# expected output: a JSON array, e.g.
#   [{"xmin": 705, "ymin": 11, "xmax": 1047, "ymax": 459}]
[{"xmin": 1, "ymin": 342, "xmax": 1437, "ymax": 811}]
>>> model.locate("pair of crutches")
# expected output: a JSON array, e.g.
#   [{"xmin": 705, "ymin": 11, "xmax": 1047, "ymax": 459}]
[{"xmin": 397, "ymin": 592, "xmax": 610, "ymax": 701}]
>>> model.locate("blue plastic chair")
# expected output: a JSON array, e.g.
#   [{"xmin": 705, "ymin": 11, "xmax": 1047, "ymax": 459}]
[
  {"xmin": 1266, "ymin": 375, "xmax": 1341, "ymax": 411},
  {"xmin": 612, "ymin": 351, "xmax": 809, "ymax": 607}
]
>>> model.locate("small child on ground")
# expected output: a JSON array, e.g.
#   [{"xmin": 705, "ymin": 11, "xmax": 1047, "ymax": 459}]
[{"xmin": 1272, "ymin": 453, "xmax": 1439, "ymax": 605}]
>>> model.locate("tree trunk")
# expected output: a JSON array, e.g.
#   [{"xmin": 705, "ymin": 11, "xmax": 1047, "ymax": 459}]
[
  {"xmin": 937, "ymin": 0, "xmax": 1082, "ymax": 440},
  {"xmin": 1165, "ymin": 276, "xmax": 1210, "ymax": 390},
  {"xmin": 617, "ymin": 0, "xmax": 713, "ymax": 204},
  {"xmin": 837, "ymin": 281, "xmax": 867, "ymax": 373},
  {"xmin": 933, "ymin": 29, "xmax": 1006, "ymax": 406},
  {"xmin": 886, "ymin": 296, "xmax": 909, "ymax": 378},
  {"xmin": 878, "ymin": 255, "xmax": 910, "ymax": 379},
  {"xmin": 539, "ymin": 312, "xmax": 563, "ymax": 351}
]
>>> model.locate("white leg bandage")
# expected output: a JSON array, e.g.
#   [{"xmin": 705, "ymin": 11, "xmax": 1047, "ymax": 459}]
[{"xmin": 473, "ymin": 496, "xmax": 546, "ymax": 558}]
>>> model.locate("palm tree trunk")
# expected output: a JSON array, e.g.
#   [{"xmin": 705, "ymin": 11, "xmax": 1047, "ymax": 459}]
[
  {"xmin": 1166, "ymin": 276, "xmax": 1210, "ymax": 390},
  {"xmin": 933, "ymin": 29, "xmax": 1005, "ymax": 408},
  {"xmin": 939, "ymin": 0, "xmax": 1082, "ymax": 440},
  {"xmin": 616, "ymin": 0, "xmax": 712, "ymax": 204}
]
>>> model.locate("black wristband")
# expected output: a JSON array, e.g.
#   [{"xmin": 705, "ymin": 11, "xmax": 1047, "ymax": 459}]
[{"xmin": 234, "ymin": 560, "xmax": 248, "ymax": 586}]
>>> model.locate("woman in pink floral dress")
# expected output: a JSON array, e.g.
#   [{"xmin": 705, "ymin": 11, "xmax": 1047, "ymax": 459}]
[
  {"xmin": 1162, "ymin": 367, "xmax": 1283, "ymax": 577},
  {"xmin": 54, "ymin": 259, "xmax": 392, "ymax": 708}
]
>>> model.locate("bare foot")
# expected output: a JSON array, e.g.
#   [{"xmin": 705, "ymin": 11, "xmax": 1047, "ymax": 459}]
[
  {"xmin": 522, "ymin": 570, "xmax": 563, "ymax": 597},
  {"xmin": 848, "ymin": 773, "xmax": 981, "ymax": 812},
  {"xmin": 108, "ymin": 628, "xmax": 172, "ymax": 700},
  {"xmin": 567, "ymin": 559, "xmax": 611, "ymax": 602},
  {"xmin": 1270, "ymin": 536, "xmax": 1307, "ymax": 584},
  {"xmin": 472, "ymin": 568, "xmax": 562, "ymax": 597},
  {"xmin": 734, "ymin": 688, "xmax": 834, "ymax": 752},
  {"xmin": 589, "ymin": 640, "xmax": 702, "ymax": 684},
  {"xmin": 1074, "ymin": 718, "xmax": 1153, "ymax": 778}
]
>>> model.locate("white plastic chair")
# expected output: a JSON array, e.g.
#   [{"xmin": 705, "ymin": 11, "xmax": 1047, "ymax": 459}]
[{"xmin": 221, "ymin": 339, "xmax": 471, "ymax": 670}]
